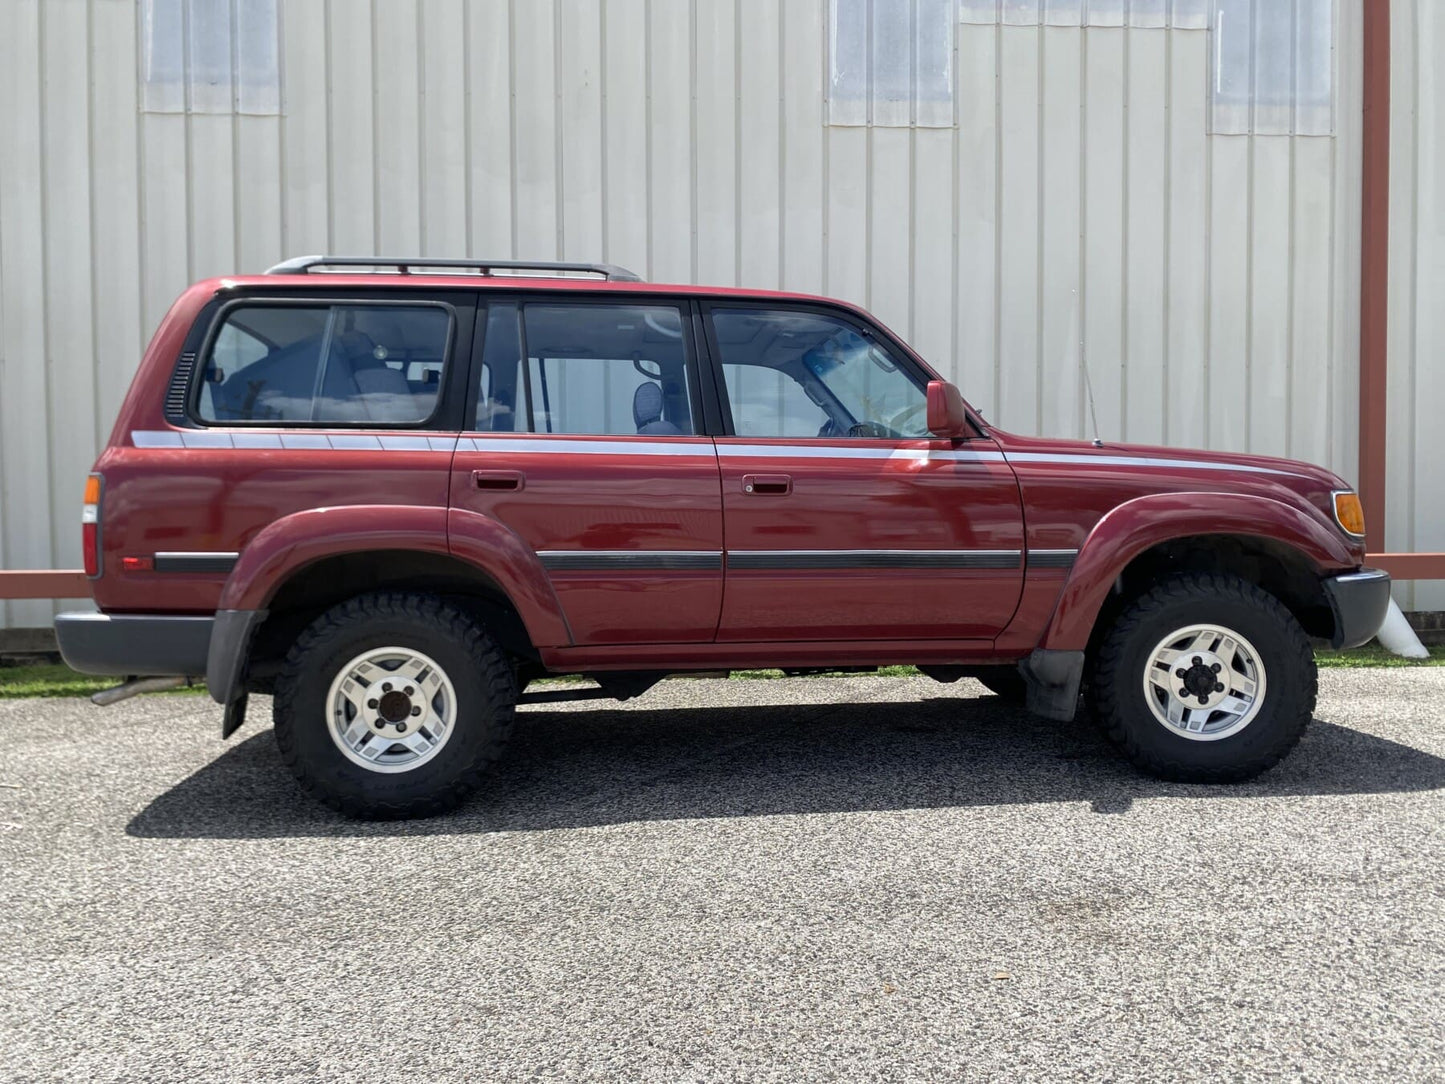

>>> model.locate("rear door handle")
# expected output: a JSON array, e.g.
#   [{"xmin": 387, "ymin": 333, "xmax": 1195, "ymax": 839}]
[
  {"xmin": 742, "ymin": 473, "xmax": 791, "ymax": 495},
  {"xmin": 473, "ymin": 469, "xmax": 524, "ymax": 491}
]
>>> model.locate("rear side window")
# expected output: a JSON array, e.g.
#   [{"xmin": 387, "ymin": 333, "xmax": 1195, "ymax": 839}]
[
  {"xmin": 474, "ymin": 301, "xmax": 695, "ymax": 436},
  {"xmin": 196, "ymin": 303, "xmax": 452, "ymax": 424}
]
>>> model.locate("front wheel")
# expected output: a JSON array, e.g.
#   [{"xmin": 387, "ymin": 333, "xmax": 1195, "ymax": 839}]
[
  {"xmin": 273, "ymin": 592, "xmax": 517, "ymax": 818},
  {"xmin": 1090, "ymin": 572, "xmax": 1316, "ymax": 783}
]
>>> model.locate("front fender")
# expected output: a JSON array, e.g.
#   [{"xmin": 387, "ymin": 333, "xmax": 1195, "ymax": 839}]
[{"xmin": 1038, "ymin": 492, "xmax": 1358, "ymax": 652}]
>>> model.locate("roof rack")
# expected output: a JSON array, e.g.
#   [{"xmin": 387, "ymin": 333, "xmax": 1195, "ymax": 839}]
[{"xmin": 264, "ymin": 255, "xmax": 644, "ymax": 282}]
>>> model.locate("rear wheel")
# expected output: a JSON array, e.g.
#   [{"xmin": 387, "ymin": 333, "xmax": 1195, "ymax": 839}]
[
  {"xmin": 1090, "ymin": 572, "xmax": 1315, "ymax": 783},
  {"xmin": 274, "ymin": 592, "xmax": 516, "ymax": 818}
]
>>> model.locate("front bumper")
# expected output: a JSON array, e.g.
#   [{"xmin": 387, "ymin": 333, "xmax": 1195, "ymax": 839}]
[
  {"xmin": 1322, "ymin": 568, "xmax": 1392, "ymax": 649},
  {"xmin": 55, "ymin": 612, "xmax": 214, "ymax": 677}
]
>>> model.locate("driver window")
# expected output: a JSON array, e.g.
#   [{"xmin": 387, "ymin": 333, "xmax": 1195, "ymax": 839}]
[{"xmin": 710, "ymin": 308, "xmax": 929, "ymax": 439}]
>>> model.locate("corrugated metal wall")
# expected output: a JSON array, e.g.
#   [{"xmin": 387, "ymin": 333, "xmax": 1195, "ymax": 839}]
[
  {"xmin": 1387, "ymin": 0, "xmax": 1445, "ymax": 611},
  {"xmin": 0, "ymin": 0, "xmax": 1400, "ymax": 629}
]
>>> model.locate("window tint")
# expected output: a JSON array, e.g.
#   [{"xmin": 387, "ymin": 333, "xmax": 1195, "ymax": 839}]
[
  {"xmin": 711, "ymin": 308, "xmax": 928, "ymax": 439},
  {"xmin": 474, "ymin": 302, "xmax": 695, "ymax": 436},
  {"xmin": 197, "ymin": 304, "xmax": 451, "ymax": 425}
]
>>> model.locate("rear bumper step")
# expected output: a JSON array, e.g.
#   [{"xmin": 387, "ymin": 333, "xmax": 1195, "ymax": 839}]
[{"xmin": 55, "ymin": 612, "xmax": 214, "ymax": 677}]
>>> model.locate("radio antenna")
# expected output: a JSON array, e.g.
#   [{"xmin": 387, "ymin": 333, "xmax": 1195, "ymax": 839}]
[{"xmin": 1071, "ymin": 289, "xmax": 1104, "ymax": 447}]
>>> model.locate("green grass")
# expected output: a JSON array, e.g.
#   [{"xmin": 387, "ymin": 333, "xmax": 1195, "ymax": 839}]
[
  {"xmin": 0, "ymin": 646, "xmax": 1437, "ymax": 700},
  {"xmin": 0, "ymin": 663, "xmax": 207, "ymax": 700},
  {"xmin": 1313, "ymin": 644, "xmax": 1444, "ymax": 668}
]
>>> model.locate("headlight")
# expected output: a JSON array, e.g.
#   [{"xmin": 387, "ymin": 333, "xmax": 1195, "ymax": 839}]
[{"xmin": 1332, "ymin": 490, "xmax": 1366, "ymax": 538}]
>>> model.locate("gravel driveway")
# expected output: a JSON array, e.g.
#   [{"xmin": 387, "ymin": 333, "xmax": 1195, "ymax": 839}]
[{"xmin": 3, "ymin": 669, "xmax": 1442, "ymax": 1082}]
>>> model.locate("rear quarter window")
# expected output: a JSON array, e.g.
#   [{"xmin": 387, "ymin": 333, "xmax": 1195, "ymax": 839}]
[{"xmin": 195, "ymin": 302, "xmax": 453, "ymax": 425}]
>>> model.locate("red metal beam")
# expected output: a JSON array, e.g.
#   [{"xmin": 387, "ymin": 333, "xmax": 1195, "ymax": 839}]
[
  {"xmin": 1368, "ymin": 553, "xmax": 1445, "ymax": 580},
  {"xmin": 1359, "ymin": 0, "xmax": 1391, "ymax": 545},
  {"xmin": 0, "ymin": 571, "xmax": 90, "ymax": 600}
]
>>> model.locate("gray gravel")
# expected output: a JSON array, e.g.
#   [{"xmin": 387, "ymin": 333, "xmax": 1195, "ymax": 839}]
[{"xmin": 2, "ymin": 669, "xmax": 1443, "ymax": 1082}]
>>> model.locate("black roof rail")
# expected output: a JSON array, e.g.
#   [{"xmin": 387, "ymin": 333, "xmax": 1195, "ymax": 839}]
[{"xmin": 264, "ymin": 255, "xmax": 644, "ymax": 282}]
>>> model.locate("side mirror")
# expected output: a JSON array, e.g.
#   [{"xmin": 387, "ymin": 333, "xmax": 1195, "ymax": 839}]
[{"xmin": 926, "ymin": 380, "xmax": 969, "ymax": 439}]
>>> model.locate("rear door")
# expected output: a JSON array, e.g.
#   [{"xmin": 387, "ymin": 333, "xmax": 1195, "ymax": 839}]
[
  {"xmin": 449, "ymin": 295, "xmax": 724, "ymax": 645},
  {"xmin": 702, "ymin": 302, "xmax": 1026, "ymax": 642}
]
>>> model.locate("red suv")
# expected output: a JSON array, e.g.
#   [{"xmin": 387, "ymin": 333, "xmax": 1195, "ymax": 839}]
[{"xmin": 56, "ymin": 257, "xmax": 1390, "ymax": 818}]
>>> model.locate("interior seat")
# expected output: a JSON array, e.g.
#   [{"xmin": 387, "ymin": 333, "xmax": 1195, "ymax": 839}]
[{"xmin": 633, "ymin": 381, "xmax": 683, "ymax": 435}]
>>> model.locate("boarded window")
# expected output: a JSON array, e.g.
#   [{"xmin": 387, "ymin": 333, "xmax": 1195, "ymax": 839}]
[
  {"xmin": 959, "ymin": 0, "xmax": 1331, "ymax": 136},
  {"xmin": 142, "ymin": 0, "xmax": 281, "ymax": 114},
  {"xmin": 1210, "ymin": 0, "xmax": 1333, "ymax": 135},
  {"xmin": 828, "ymin": 0, "xmax": 956, "ymax": 127},
  {"xmin": 960, "ymin": 1, "xmax": 1209, "ymax": 27}
]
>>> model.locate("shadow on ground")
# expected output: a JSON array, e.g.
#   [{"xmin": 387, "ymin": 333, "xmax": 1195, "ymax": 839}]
[{"xmin": 126, "ymin": 694, "xmax": 1445, "ymax": 839}]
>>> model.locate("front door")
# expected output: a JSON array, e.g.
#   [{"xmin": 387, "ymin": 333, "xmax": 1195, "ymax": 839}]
[
  {"xmin": 449, "ymin": 295, "xmax": 723, "ymax": 646},
  {"xmin": 703, "ymin": 303, "xmax": 1025, "ymax": 642}
]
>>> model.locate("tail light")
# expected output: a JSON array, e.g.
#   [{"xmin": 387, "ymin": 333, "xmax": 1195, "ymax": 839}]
[{"xmin": 82, "ymin": 473, "xmax": 103, "ymax": 577}]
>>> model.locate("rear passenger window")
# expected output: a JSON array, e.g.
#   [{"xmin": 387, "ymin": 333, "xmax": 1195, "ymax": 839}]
[
  {"xmin": 474, "ymin": 301, "xmax": 695, "ymax": 436},
  {"xmin": 197, "ymin": 303, "xmax": 452, "ymax": 424}
]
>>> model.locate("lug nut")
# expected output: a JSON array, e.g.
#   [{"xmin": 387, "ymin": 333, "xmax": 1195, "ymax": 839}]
[
  {"xmin": 1198, "ymin": 695, "xmax": 1209, "ymax": 705},
  {"xmin": 395, "ymin": 722, "xmax": 407, "ymax": 732},
  {"xmin": 1210, "ymin": 662, "xmax": 1221, "ymax": 673},
  {"xmin": 1215, "ymin": 682, "xmax": 1225, "ymax": 693},
  {"xmin": 1192, "ymin": 656, "xmax": 1202, "ymax": 666},
  {"xmin": 411, "ymin": 706, "xmax": 422, "ymax": 716},
  {"xmin": 404, "ymin": 686, "xmax": 414, "ymax": 696},
  {"xmin": 1175, "ymin": 668, "xmax": 1187, "ymax": 679},
  {"xmin": 382, "ymin": 683, "xmax": 392, "ymax": 692},
  {"xmin": 367, "ymin": 698, "xmax": 378, "ymax": 709},
  {"xmin": 1180, "ymin": 688, "xmax": 1190, "ymax": 698}
]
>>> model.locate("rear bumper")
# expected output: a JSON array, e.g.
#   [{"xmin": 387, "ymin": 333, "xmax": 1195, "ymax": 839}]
[
  {"xmin": 1323, "ymin": 568, "xmax": 1392, "ymax": 649},
  {"xmin": 54, "ymin": 612, "xmax": 214, "ymax": 677}
]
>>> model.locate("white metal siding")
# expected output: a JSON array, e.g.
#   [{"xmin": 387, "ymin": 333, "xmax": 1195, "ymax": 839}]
[{"xmin": 0, "ymin": 0, "xmax": 1395, "ymax": 629}]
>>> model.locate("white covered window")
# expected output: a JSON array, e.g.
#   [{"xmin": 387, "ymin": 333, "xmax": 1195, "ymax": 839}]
[
  {"xmin": 142, "ymin": 0, "xmax": 280, "ymax": 115},
  {"xmin": 1210, "ymin": 0, "xmax": 1333, "ymax": 135},
  {"xmin": 828, "ymin": 0, "xmax": 956, "ymax": 127},
  {"xmin": 957, "ymin": 0, "xmax": 1333, "ymax": 136},
  {"xmin": 960, "ymin": 1, "xmax": 1209, "ymax": 26}
]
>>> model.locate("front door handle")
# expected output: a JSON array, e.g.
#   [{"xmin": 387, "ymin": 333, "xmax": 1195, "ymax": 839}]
[
  {"xmin": 473, "ymin": 469, "xmax": 524, "ymax": 491},
  {"xmin": 742, "ymin": 473, "xmax": 791, "ymax": 495}
]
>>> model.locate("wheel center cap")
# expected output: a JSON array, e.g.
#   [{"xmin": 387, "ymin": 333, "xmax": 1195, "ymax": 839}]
[
  {"xmin": 1175, "ymin": 651, "xmax": 1229, "ymax": 708},
  {"xmin": 378, "ymin": 690, "xmax": 412, "ymax": 724}
]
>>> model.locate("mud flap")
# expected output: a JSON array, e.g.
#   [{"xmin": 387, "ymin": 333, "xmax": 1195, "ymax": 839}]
[
  {"xmin": 220, "ymin": 694, "xmax": 249, "ymax": 739},
  {"xmin": 1018, "ymin": 649, "xmax": 1085, "ymax": 722}
]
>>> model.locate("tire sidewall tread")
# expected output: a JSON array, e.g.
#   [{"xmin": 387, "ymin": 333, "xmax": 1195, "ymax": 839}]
[
  {"xmin": 273, "ymin": 592, "xmax": 517, "ymax": 819},
  {"xmin": 1090, "ymin": 572, "xmax": 1317, "ymax": 783}
]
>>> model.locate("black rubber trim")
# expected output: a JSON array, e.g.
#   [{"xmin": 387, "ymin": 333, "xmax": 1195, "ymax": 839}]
[
  {"xmin": 539, "ymin": 552, "xmax": 723, "ymax": 572},
  {"xmin": 207, "ymin": 608, "xmax": 269, "ymax": 706},
  {"xmin": 1322, "ymin": 568, "xmax": 1392, "ymax": 649},
  {"xmin": 154, "ymin": 552, "xmax": 239, "ymax": 574},
  {"xmin": 726, "ymin": 550, "xmax": 1022, "ymax": 571},
  {"xmin": 1026, "ymin": 549, "xmax": 1078, "ymax": 569},
  {"xmin": 55, "ymin": 613, "xmax": 214, "ymax": 677}
]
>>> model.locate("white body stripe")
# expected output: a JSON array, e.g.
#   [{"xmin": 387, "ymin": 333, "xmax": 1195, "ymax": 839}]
[
  {"xmin": 130, "ymin": 429, "xmax": 1310, "ymax": 480},
  {"xmin": 132, "ymin": 430, "xmax": 457, "ymax": 452},
  {"xmin": 461, "ymin": 437, "xmax": 715, "ymax": 456}
]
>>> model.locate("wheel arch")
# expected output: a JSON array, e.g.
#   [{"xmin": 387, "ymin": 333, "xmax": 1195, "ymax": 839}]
[
  {"xmin": 1039, "ymin": 492, "xmax": 1357, "ymax": 655},
  {"xmin": 208, "ymin": 505, "xmax": 571, "ymax": 706}
]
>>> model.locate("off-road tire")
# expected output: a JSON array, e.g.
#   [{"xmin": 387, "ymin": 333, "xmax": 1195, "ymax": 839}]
[
  {"xmin": 273, "ymin": 592, "xmax": 517, "ymax": 818},
  {"xmin": 1090, "ymin": 572, "xmax": 1316, "ymax": 783}
]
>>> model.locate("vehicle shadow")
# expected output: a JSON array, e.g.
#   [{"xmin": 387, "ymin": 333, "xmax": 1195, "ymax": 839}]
[{"xmin": 126, "ymin": 694, "xmax": 1445, "ymax": 839}]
